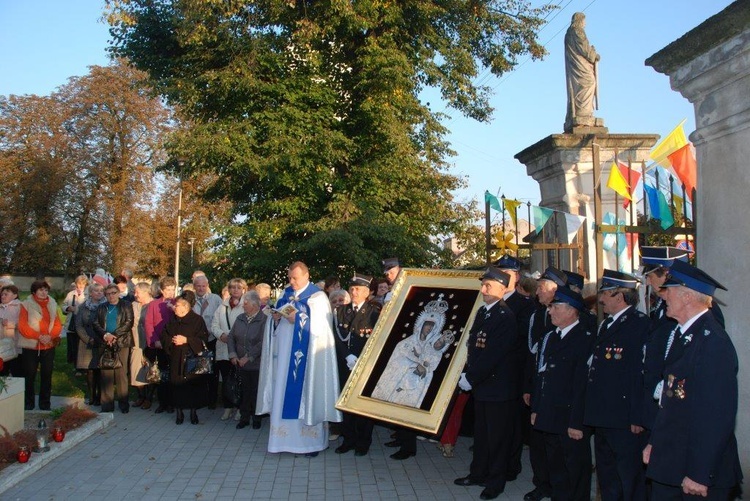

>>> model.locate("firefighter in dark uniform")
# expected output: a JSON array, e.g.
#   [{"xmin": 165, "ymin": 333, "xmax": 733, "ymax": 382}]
[
  {"xmin": 531, "ymin": 286, "xmax": 594, "ymax": 501},
  {"xmin": 333, "ymin": 273, "xmax": 380, "ymax": 456},
  {"xmin": 494, "ymin": 254, "xmax": 535, "ymax": 481},
  {"xmin": 523, "ymin": 266, "xmax": 568, "ymax": 501},
  {"xmin": 454, "ymin": 267, "xmax": 518, "ymax": 500},
  {"xmin": 640, "ymin": 246, "xmax": 690, "ymax": 434},
  {"xmin": 584, "ymin": 270, "xmax": 649, "ymax": 501},
  {"xmin": 644, "ymin": 260, "xmax": 742, "ymax": 500}
]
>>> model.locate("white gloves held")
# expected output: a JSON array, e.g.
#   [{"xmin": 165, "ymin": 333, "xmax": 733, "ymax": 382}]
[
  {"xmin": 458, "ymin": 372, "xmax": 472, "ymax": 391},
  {"xmin": 345, "ymin": 354, "xmax": 358, "ymax": 370}
]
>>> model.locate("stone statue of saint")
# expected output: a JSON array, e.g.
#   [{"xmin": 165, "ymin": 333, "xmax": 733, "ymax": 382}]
[{"xmin": 564, "ymin": 12, "xmax": 600, "ymax": 132}]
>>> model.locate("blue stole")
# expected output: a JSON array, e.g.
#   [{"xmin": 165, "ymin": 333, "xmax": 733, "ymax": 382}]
[{"xmin": 277, "ymin": 283, "xmax": 320, "ymax": 419}]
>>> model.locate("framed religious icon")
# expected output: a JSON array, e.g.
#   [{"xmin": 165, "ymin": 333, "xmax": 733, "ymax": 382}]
[{"xmin": 336, "ymin": 268, "xmax": 484, "ymax": 434}]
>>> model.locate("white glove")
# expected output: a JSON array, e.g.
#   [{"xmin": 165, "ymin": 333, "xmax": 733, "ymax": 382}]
[
  {"xmin": 346, "ymin": 354, "xmax": 358, "ymax": 370},
  {"xmin": 458, "ymin": 373, "xmax": 472, "ymax": 391}
]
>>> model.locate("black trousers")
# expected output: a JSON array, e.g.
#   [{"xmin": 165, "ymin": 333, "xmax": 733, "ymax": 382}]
[
  {"xmin": 66, "ymin": 327, "xmax": 79, "ymax": 365},
  {"xmin": 238, "ymin": 369, "xmax": 260, "ymax": 423},
  {"xmin": 470, "ymin": 399, "xmax": 515, "ymax": 492},
  {"xmin": 395, "ymin": 427, "xmax": 417, "ymax": 454},
  {"xmin": 594, "ymin": 427, "xmax": 646, "ymax": 501},
  {"xmin": 543, "ymin": 430, "xmax": 592, "ymax": 501},
  {"xmin": 530, "ymin": 427, "xmax": 552, "ymax": 490},
  {"xmin": 507, "ymin": 397, "xmax": 525, "ymax": 477},
  {"xmin": 341, "ymin": 411, "xmax": 375, "ymax": 451},
  {"xmin": 100, "ymin": 347, "xmax": 130, "ymax": 411},
  {"xmin": 22, "ymin": 347, "xmax": 55, "ymax": 408},
  {"xmin": 210, "ymin": 359, "xmax": 233, "ymax": 408}
]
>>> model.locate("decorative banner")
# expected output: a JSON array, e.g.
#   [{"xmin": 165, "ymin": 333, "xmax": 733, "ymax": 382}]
[
  {"xmin": 673, "ymin": 194, "xmax": 684, "ymax": 218},
  {"xmin": 563, "ymin": 213, "xmax": 586, "ymax": 244},
  {"xmin": 602, "ymin": 212, "xmax": 618, "ymax": 252},
  {"xmin": 532, "ymin": 205, "xmax": 554, "ymax": 232},
  {"xmin": 657, "ymin": 190, "xmax": 674, "ymax": 230},
  {"xmin": 601, "ymin": 212, "xmax": 636, "ymax": 272},
  {"xmin": 650, "ymin": 120, "xmax": 688, "ymax": 168},
  {"xmin": 618, "ymin": 161, "xmax": 642, "ymax": 209},
  {"xmin": 644, "ymin": 184, "xmax": 661, "ymax": 220},
  {"xmin": 504, "ymin": 198, "xmax": 522, "ymax": 228},
  {"xmin": 607, "ymin": 162, "xmax": 632, "ymax": 200},
  {"xmin": 667, "ymin": 143, "xmax": 697, "ymax": 201},
  {"xmin": 484, "ymin": 191, "xmax": 502, "ymax": 212}
]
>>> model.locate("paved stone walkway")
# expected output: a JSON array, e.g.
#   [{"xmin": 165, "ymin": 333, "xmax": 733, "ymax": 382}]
[{"xmin": 1, "ymin": 399, "xmax": 541, "ymax": 500}]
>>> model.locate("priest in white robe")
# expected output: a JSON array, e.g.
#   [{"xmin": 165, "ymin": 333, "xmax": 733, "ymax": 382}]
[{"xmin": 257, "ymin": 261, "xmax": 342, "ymax": 455}]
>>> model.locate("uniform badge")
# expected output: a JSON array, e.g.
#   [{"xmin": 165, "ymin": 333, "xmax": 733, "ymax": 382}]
[
  {"xmin": 675, "ymin": 379, "xmax": 686, "ymax": 400},
  {"xmin": 605, "ymin": 347, "xmax": 612, "ymax": 360},
  {"xmin": 475, "ymin": 332, "xmax": 487, "ymax": 349},
  {"xmin": 666, "ymin": 374, "xmax": 675, "ymax": 398},
  {"xmin": 614, "ymin": 348, "xmax": 623, "ymax": 360},
  {"xmin": 683, "ymin": 333, "xmax": 693, "ymax": 345}
]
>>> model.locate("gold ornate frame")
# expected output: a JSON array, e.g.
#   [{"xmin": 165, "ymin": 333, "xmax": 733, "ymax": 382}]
[{"xmin": 336, "ymin": 268, "xmax": 483, "ymax": 434}]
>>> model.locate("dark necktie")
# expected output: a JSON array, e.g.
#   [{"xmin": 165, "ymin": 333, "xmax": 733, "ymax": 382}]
[
  {"xmin": 352, "ymin": 305, "xmax": 358, "ymax": 314},
  {"xmin": 599, "ymin": 317, "xmax": 614, "ymax": 336}
]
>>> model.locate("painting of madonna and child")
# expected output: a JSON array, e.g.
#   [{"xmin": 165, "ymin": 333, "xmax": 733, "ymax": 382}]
[{"xmin": 336, "ymin": 269, "xmax": 483, "ymax": 434}]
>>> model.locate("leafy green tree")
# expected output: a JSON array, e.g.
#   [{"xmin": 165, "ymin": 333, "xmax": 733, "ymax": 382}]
[{"xmin": 107, "ymin": 0, "xmax": 552, "ymax": 283}]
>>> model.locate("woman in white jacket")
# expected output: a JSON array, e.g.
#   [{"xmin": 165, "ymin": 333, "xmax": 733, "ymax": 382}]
[{"xmin": 211, "ymin": 278, "xmax": 247, "ymax": 420}]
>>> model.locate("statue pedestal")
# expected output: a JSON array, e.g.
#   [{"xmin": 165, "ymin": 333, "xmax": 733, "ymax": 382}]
[{"xmin": 515, "ymin": 132, "xmax": 658, "ymax": 293}]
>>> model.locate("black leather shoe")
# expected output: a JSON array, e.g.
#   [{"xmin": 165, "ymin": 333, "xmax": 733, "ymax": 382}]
[
  {"xmin": 454, "ymin": 476, "xmax": 485, "ymax": 487},
  {"xmin": 354, "ymin": 449, "xmax": 368, "ymax": 456},
  {"xmin": 480, "ymin": 488, "xmax": 502, "ymax": 500},
  {"xmin": 24, "ymin": 404, "xmax": 34, "ymax": 411},
  {"xmin": 175, "ymin": 410, "xmax": 184, "ymax": 425},
  {"xmin": 304, "ymin": 451, "xmax": 319, "ymax": 457},
  {"xmin": 523, "ymin": 487, "xmax": 551, "ymax": 501},
  {"xmin": 39, "ymin": 404, "xmax": 51, "ymax": 411},
  {"xmin": 154, "ymin": 406, "xmax": 166, "ymax": 414},
  {"xmin": 335, "ymin": 444, "xmax": 354, "ymax": 454},
  {"xmin": 384, "ymin": 440, "xmax": 401, "ymax": 448},
  {"xmin": 236, "ymin": 421, "xmax": 249, "ymax": 429},
  {"xmin": 252, "ymin": 420, "xmax": 261, "ymax": 429},
  {"xmin": 166, "ymin": 407, "xmax": 175, "ymax": 414},
  {"xmin": 390, "ymin": 450, "xmax": 416, "ymax": 460},
  {"xmin": 121, "ymin": 407, "xmax": 129, "ymax": 414},
  {"xmin": 190, "ymin": 410, "xmax": 199, "ymax": 425}
]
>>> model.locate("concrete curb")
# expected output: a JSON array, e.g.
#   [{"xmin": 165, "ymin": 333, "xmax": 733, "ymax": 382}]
[{"xmin": 0, "ymin": 412, "xmax": 113, "ymax": 495}]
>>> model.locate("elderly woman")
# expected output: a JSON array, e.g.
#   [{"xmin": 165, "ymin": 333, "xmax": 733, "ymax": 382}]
[
  {"xmin": 145, "ymin": 276, "xmax": 177, "ymax": 414},
  {"xmin": 131, "ymin": 282, "xmax": 154, "ymax": 409},
  {"xmin": 18, "ymin": 280, "xmax": 62, "ymax": 410},
  {"xmin": 75, "ymin": 283, "xmax": 106, "ymax": 406},
  {"xmin": 211, "ymin": 278, "xmax": 248, "ymax": 420},
  {"xmin": 94, "ymin": 284, "xmax": 134, "ymax": 413},
  {"xmin": 329, "ymin": 289, "xmax": 351, "ymax": 311},
  {"xmin": 62, "ymin": 275, "xmax": 88, "ymax": 367},
  {"xmin": 0, "ymin": 285, "xmax": 22, "ymax": 376},
  {"xmin": 227, "ymin": 290, "xmax": 267, "ymax": 430},
  {"xmin": 162, "ymin": 291, "xmax": 210, "ymax": 425}
]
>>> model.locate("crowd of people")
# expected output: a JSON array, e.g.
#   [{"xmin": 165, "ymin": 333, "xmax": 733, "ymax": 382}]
[{"xmin": 0, "ymin": 249, "xmax": 741, "ymax": 500}]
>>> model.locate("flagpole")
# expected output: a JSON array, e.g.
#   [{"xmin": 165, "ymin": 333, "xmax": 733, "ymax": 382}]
[
  {"xmin": 485, "ymin": 196, "xmax": 491, "ymax": 266},
  {"xmin": 628, "ymin": 158, "xmax": 635, "ymax": 272}
]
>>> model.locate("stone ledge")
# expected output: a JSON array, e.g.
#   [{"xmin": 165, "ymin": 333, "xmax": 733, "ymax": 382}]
[{"xmin": 0, "ymin": 411, "xmax": 113, "ymax": 495}]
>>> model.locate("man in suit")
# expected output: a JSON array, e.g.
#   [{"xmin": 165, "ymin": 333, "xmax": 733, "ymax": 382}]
[
  {"xmin": 643, "ymin": 260, "xmax": 741, "ymax": 499},
  {"xmin": 584, "ymin": 270, "xmax": 649, "ymax": 501},
  {"xmin": 454, "ymin": 267, "xmax": 519, "ymax": 500},
  {"xmin": 333, "ymin": 273, "xmax": 380, "ymax": 456},
  {"xmin": 495, "ymin": 254, "xmax": 535, "ymax": 481},
  {"xmin": 531, "ymin": 286, "xmax": 594, "ymax": 501},
  {"xmin": 523, "ymin": 266, "xmax": 567, "ymax": 501}
]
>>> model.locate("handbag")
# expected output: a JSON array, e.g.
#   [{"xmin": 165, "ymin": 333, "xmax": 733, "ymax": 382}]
[
  {"xmin": 99, "ymin": 345, "xmax": 122, "ymax": 369},
  {"xmin": 130, "ymin": 347, "xmax": 149, "ymax": 386},
  {"xmin": 184, "ymin": 342, "xmax": 214, "ymax": 378},
  {"xmin": 223, "ymin": 365, "xmax": 242, "ymax": 407},
  {"xmin": 146, "ymin": 358, "xmax": 165, "ymax": 384}
]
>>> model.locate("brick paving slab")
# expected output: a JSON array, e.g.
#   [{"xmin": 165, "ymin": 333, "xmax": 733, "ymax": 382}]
[{"xmin": 0, "ymin": 401, "xmax": 552, "ymax": 500}]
